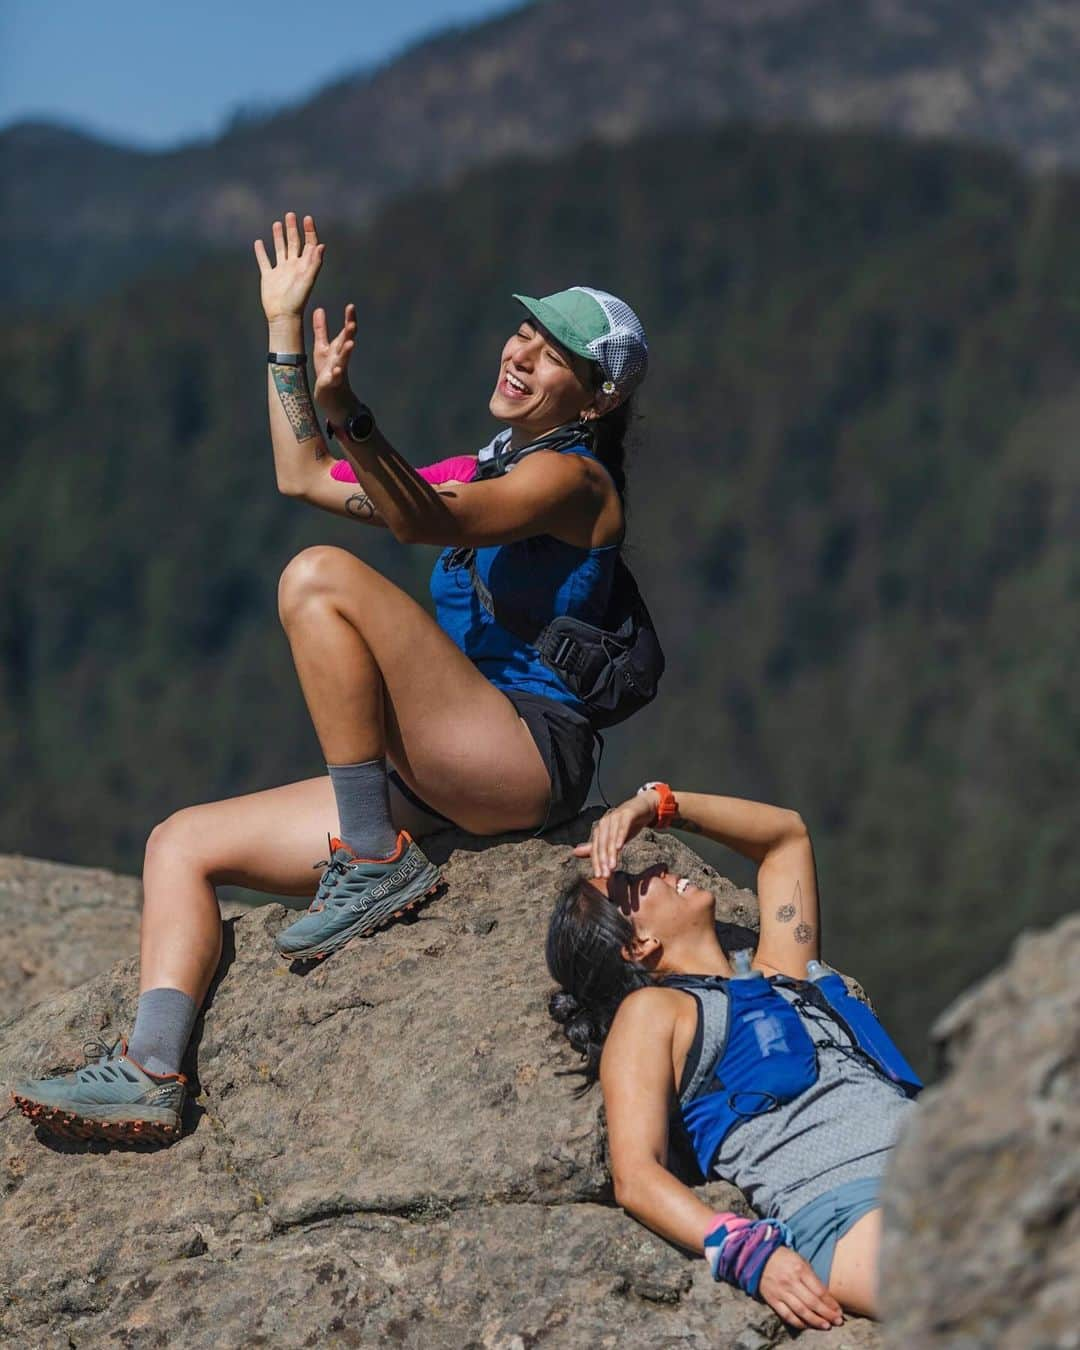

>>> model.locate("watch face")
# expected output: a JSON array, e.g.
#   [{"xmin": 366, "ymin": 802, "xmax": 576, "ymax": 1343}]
[{"xmin": 346, "ymin": 405, "xmax": 375, "ymax": 442}]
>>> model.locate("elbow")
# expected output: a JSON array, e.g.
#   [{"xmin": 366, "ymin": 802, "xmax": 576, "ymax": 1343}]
[
  {"xmin": 276, "ymin": 475, "xmax": 308, "ymax": 501},
  {"xmin": 766, "ymin": 809, "xmax": 812, "ymax": 860},
  {"xmin": 611, "ymin": 1168, "xmax": 643, "ymax": 1215}
]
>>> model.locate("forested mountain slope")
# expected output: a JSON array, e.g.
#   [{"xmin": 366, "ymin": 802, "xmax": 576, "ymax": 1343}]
[
  {"xmin": 5, "ymin": 125, "xmax": 1080, "ymax": 1067},
  {"xmin": 7, "ymin": 0, "xmax": 1080, "ymax": 306}
]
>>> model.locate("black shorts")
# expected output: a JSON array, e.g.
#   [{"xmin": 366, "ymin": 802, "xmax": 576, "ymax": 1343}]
[{"xmin": 388, "ymin": 689, "xmax": 596, "ymax": 832}]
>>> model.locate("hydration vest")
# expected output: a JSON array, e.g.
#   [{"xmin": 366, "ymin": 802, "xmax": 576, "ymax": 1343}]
[
  {"xmin": 664, "ymin": 968, "xmax": 922, "ymax": 1178},
  {"xmin": 448, "ymin": 421, "xmax": 665, "ymax": 728}
]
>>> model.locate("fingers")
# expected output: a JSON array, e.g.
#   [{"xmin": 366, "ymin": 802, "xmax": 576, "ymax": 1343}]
[
  {"xmin": 271, "ymin": 218, "xmax": 285, "ymax": 265},
  {"xmin": 779, "ymin": 1290, "xmax": 837, "ymax": 1331},
  {"xmin": 303, "ymin": 214, "xmax": 319, "ymax": 248},
  {"xmin": 797, "ymin": 1271, "xmax": 843, "ymax": 1324},
  {"xmin": 253, "ymin": 238, "xmax": 271, "ymax": 274},
  {"xmin": 766, "ymin": 1276, "xmax": 843, "ymax": 1330},
  {"xmin": 285, "ymin": 211, "xmax": 301, "ymax": 256},
  {"xmin": 770, "ymin": 1300, "xmax": 808, "ymax": 1330},
  {"xmin": 572, "ymin": 842, "xmax": 592, "ymax": 857},
  {"xmin": 589, "ymin": 813, "xmax": 627, "ymax": 878},
  {"xmin": 312, "ymin": 307, "xmax": 328, "ymax": 348}
]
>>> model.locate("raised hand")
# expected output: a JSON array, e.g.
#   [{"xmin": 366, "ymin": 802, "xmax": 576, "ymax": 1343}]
[
  {"xmin": 758, "ymin": 1247, "xmax": 844, "ymax": 1330},
  {"xmin": 573, "ymin": 791, "xmax": 657, "ymax": 878},
  {"xmin": 312, "ymin": 303, "xmax": 358, "ymax": 421},
  {"xmin": 254, "ymin": 212, "xmax": 325, "ymax": 323}
]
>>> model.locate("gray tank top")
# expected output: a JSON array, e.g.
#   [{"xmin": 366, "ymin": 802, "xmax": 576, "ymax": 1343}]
[{"xmin": 677, "ymin": 979, "xmax": 914, "ymax": 1219}]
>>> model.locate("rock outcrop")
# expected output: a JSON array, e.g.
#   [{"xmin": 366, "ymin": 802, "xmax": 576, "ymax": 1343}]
[
  {"xmin": 0, "ymin": 856, "xmax": 141, "ymax": 1018},
  {"xmin": 0, "ymin": 819, "xmax": 883, "ymax": 1348},
  {"xmin": 882, "ymin": 913, "xmax": 1080, "ymax": 1350}
]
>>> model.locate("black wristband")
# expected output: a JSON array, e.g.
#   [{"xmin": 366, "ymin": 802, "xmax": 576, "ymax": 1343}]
[{"xmin": 267, "ymin": 352, "xmax": 307, "ymax": 366}]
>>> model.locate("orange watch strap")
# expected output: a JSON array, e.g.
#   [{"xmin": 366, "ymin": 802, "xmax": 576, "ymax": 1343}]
[{"xmin": 640, "ymin": 781, "xmax": 678, "ymax": 828}]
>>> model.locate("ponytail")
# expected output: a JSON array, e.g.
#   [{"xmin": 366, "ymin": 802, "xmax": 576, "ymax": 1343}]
[{"xmin": 590, "ymin": 396, "xmax": 633, "ymax": 504}]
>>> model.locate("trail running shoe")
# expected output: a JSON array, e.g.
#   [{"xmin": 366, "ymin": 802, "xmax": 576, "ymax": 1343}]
[
  {"xmin": 275, "ymin": 830, "xmax": 442, "ymax": 960},
  {"xmin": 11, "ymin": 1039, "xmax": 185, "ymax": 1145}
]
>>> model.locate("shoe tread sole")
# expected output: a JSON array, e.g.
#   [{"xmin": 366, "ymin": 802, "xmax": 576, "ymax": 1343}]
[{"xmin": 12, "ymin": 1093, "xmax": 181, "ymax": 1145}]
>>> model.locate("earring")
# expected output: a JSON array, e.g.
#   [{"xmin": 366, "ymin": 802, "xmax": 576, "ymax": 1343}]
[{"xmin": 601, "ymin": 379, "xmax": 616, "ymax": 396}]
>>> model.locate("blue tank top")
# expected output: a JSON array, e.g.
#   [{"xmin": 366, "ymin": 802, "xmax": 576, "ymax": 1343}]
[{"xmin": 430, "ymin": 444, "xmax": 619, "ymax": 711}]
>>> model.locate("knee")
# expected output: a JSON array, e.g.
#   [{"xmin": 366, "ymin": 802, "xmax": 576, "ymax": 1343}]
[
  {"xmin": 144, "ymin": 807, "xmax": 210, "ymax": 879},
  {"xmin": 278, "ymin": 545, "xmax": 364, "ymax": 629}
]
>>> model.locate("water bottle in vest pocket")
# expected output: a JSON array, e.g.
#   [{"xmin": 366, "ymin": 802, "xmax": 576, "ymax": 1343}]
[{"xmin": 805, "ymin": 962, "xmax": 922, "ymax": 1095}]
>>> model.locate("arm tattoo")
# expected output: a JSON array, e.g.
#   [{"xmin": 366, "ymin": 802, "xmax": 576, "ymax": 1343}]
[
  {"xmin": 345, "ymin": 492, "xmax": 375, "ymax": 520},
  {"xmin": 777, "ymin": 880, "xmax": 814, "ymax": 943},
  {"xmin": 671, "ymin": 814, "xmax": 703, "ymax": 834},
  {"xmin": 271, "ymin": 365, "xmax": 322, "ymax": 451}
]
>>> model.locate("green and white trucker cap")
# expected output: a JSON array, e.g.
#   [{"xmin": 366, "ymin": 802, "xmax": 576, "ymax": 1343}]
[{"xmin": 512, "ymin": 285, "xmax": 648, "ymax": 397}]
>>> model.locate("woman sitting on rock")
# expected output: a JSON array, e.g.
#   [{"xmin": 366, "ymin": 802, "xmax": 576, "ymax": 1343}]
[
  {"xmin": 546, "ymin": 783, "xmax": 922, "ymax": 1328},
  {"xmin": 11, "ymin": 212, "xmax": 651, "ymax": 1146}
]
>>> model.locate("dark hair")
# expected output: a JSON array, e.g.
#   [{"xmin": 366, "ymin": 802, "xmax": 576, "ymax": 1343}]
[
  {"xmin": 545, "ymin": 870, "xmax": 653, "ymax": 1087},
  {"xmin": 589, "ymin": 389, "xmax": 634, "ymax": 503}
]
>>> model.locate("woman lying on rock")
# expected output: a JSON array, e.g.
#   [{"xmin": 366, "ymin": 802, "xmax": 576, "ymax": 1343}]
[
  {"xmin": 546, "ymin": 783, "xmax": 922, "ymax": 1327},
  {"xmin": 11, "ymin": 212, "xmax": 654, "ymax": 1146}
]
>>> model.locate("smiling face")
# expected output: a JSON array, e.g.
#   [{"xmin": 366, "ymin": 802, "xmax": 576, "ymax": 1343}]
[
  {"xmin": 489, "ymin": 319, "xmax": 600, "ymax": 439},
  {"xmin": 590, "ymin": 865, "xmax": 717, "ymax": 969}
]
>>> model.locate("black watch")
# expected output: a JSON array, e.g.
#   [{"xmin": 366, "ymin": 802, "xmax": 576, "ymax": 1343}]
[{"xmin": 326, "ymin": 403, "xmax": 376, "ymax": 445}]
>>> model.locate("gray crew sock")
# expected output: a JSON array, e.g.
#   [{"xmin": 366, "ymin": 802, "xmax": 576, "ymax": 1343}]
[
  {"xmin": 128, "ymin": 987, "xmax": 199, "ymax": 1077},
  {"xmin": 328, "ymin": 757, "xmax": 399, "ymax": 858}
]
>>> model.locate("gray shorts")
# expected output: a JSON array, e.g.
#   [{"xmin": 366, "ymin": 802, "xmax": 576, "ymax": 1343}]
[{"xmin": 785, "ymin": 1176, "xmax": 881, "ymax": 1284}]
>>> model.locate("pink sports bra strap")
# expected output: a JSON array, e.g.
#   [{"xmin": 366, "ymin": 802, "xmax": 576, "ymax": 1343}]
[{"xmin": 329, "ymin": 455, "xmax": 477, "ymax": 485}]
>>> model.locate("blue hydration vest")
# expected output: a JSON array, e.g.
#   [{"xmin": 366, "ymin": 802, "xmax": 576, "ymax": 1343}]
[
  {"xmin": 430, "ymin": 440, "xmax": 618, "ymax": 712},
  {"xmin": 664, "ymin": 969, "xmax": 922, "ymax": 1178}
]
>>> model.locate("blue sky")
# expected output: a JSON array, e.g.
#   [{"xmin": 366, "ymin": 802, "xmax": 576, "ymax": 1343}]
[{"xmin": 0, "ymin": 0, "xmax": 518, "ymax": 148}]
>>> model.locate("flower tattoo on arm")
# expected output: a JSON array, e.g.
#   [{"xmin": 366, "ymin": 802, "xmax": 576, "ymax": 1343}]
[{"xmin": 776, "ymin": 881, "xmax": 814, "ymax": 944}]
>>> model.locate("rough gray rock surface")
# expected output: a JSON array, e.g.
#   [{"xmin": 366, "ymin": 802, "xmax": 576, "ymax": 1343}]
[
  {"xmin": 0, "ymin": 855, "xmax": 141, "ymax": 1020},
  {"xmin": 881, "ymin": 912, "xmax": 1080, "ymax": 1350},
  {"xmin": 0, "ymin": 817, "xmax": 882, "ymax": 1348}
]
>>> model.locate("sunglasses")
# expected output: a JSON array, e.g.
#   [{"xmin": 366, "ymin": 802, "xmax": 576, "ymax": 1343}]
[{"xmin": 606, "ymin": 864, "xmax": 667, "ymax": 917}]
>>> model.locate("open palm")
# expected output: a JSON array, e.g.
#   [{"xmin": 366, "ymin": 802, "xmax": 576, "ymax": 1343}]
[
  {"xmin": 253, "ymin": 212, "xmax": 325, "ymax": 322},
  {"xmin": 312, "ymin": 303, "xmax": 359, "ymax": 420}
]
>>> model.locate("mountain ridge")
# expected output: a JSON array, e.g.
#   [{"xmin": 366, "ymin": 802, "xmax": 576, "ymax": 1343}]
[{"xmin": 8, "ymin": 0, "xmax": 1080, "ymax": 307}]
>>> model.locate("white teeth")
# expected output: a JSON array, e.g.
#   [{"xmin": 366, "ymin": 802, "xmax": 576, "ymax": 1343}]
[
  {"xmin": 676, "ymin": 877, "xmax": 690, "ymax": 895},
  {"xmin": 505, "ymin": 372, "xmax": 528, "ymax": 393}
]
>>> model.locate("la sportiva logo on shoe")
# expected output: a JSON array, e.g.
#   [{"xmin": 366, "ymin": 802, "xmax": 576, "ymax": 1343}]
[{"xmin": 364, "ymin": 852, "xmax": 426, "ymax": 903}]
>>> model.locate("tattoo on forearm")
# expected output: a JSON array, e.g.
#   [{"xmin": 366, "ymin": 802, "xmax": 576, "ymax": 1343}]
[
  {"xmin": 777, "ymin": 881, "xmax": 814, "ymax": 943},
  {"xmin": 345, "ymin": 492, "xmax": 375, "ymax": 520},
  {"xmin": 672, "ymin": 814, "xmax": 703, "ymax": 834},
  {"xmin": 271, "ymin": 365, "xmax": 320, "ymax": 446}
]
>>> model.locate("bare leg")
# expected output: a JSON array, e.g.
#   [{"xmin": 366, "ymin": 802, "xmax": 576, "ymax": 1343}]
[
  {"xmin": 278, "ymin": 546, "xmax": 552, "ymax": 833},
  {"xmin": 828, "ymin": 1207, "xmax": 880, "ymax": 1319},
  {"xmin": 140, "ymin": 776, "xmax": 341, "ymax": 1003},
  {"xmin": 140, "ymin": 769, "xmax": 452, "ymax": 1007},
  {"xmin": 139, "ymin": 547, "xmax": 556, "ymax": 1007}
]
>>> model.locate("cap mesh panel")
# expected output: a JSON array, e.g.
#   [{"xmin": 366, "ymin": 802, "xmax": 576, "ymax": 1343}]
[{"xmin": 571, "ymin": 286, "xmax": 648, "ymax": 394}]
